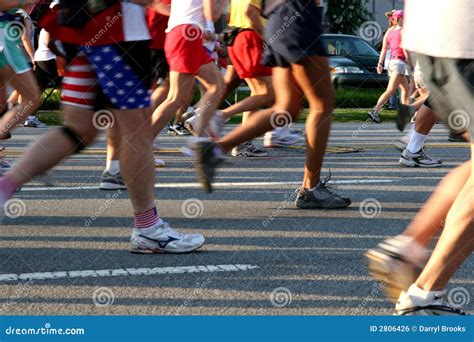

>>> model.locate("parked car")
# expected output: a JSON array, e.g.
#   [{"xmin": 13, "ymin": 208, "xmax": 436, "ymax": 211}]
[{"xmin": 322, "ymin": 34, "xmax": 389, "ymax": 89}]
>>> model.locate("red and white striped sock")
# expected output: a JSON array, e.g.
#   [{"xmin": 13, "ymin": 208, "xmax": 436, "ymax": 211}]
[{"xmin": 133, "ymin": 207, "xmax": 160, "ymax": 229}]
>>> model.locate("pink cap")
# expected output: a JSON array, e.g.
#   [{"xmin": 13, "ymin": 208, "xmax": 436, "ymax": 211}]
[{"xmin": 393, "ymin": 10, "xmax": 404, "ymax": 19}]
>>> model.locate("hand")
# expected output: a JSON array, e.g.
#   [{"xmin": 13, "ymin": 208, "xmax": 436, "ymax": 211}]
[{"xmin": 377, "ymin": 64, "xmax": 383, "ymax": 74}]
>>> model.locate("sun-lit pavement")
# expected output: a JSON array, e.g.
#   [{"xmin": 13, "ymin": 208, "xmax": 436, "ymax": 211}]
[{"xmin": 0, "ymin": 123, "xmax": 472, "ymax": 315}]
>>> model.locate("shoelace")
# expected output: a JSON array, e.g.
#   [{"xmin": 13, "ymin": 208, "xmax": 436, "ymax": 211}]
[
  {"xmin": 318, "ymin": 173, "xmax": 343, "ymax": 198},
  {"xmin": 160, "ymin": 221, "xmax": 186, "ymax": 239}
]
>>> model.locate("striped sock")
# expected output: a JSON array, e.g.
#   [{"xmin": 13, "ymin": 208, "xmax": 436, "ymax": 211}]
[{"xmin": 133, "ymin": 207, "xmax": 160, "ymax": 229}]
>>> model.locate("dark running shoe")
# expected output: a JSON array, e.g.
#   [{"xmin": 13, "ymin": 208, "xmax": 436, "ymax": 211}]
[
  {"xmin": 99, "ymin": 171, "xmax": 126, "ymax": 190},
  {"xmin": 368, "ymin": 109, "xmax": 382, "ymax": 124},
  {"xmin": 193, "ymin": 140, "xmax": 223, "ymax": 193},
  {"xmin": 295, "ymin": 177, "xmax": 351, "ymax": 209}
]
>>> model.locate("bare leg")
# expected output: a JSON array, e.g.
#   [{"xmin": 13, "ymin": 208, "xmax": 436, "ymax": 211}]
[
  {"xmin": 194, "ymin": 62, "xmax": 225, "ymax": 136},
  {"xmin": 151, "ymin": 72, "xmax": 196, "ymax": 137},
  {"xmin": 374, "ymin": 74, "xmax": 405, "ymax": 113},
  {"xmin": 221, "ymin": 76, "xmax": 274, "ymax": 122},
  {"xmin": 218, "ymin": 67, "xmax": 302, "ymax": 152},
  {"xmin": 113, "ymin": 108, "xmax": 155, "ymax": 213},
  {"xmin": 291, "ymin": 56, "xmax": 334, "ymax": 189},
  {"xmin": 6, "ymin": 105, "xmax": 98, "ymax": 185},
  {"xmin": 105, "ymin": 123, "xmax": 121, "ymax": 170},
  {"xmin": 0, "ymin": 68, "xmax": 40, "ymax": 138},
  {"xmin": 403, "ymin": 161, "xmax": 471, "ymax": 246},
  {"xmin": 151, "ymin": 78, "xmax": 170, "ymax": 110}
]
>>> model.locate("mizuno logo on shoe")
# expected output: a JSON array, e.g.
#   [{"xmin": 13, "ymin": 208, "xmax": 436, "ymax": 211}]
[{"xmin": 138, "ymin": 234, "xmax": 180, "ymax": 248}]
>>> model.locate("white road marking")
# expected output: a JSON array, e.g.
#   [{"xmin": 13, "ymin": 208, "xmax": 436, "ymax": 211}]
[
  {"xmin": 20, "ymin": 179, "xmax": 396, "ymax": 192},
  {"xmin": 0, "ymin": 264, "xmax": 259, "ymax": 282}
]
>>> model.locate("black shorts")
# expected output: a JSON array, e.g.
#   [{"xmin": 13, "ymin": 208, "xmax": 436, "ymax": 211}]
[
  {"xmin": 150, "ymin": 48, "xmax": 169, "ymax": 82},
  {"xmin": 262, "ymin": 0, "xmax": 327, "ymax": 68},
  {"xmin": 35, "ymin": 59, "xmax": 60, "ymax": 90},
  {"xmin": 415, "ymin": 54, "xmax": 474, "ymax": 137},
  {"xmin": 62, "ymin": 41, "xmax": 152, "ymax": 111}
]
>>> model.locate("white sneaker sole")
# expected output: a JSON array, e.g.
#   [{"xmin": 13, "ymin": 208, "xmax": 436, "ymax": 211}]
[
  {"xmin": 99, "ymin": 182, "xmax": 127, "ymax": 190},
  {"xmin": 399, "ymin": 157, "xmax": 442, "ymax": 168},
  {"xmin": 130, "ymin": 240, "xmax": 205, "ymax": 254}
]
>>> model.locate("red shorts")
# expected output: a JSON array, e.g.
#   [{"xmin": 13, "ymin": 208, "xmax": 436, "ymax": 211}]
[
  {"xmin": 228, "ymin": 30, "xmax": 272, "ymax": 79},
  {"xmin": 165, "ymin": 24, "xmax": 213, "ymax": 75}
]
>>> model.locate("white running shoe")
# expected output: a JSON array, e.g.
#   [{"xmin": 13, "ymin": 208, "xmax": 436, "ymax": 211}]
[
  {"xmin": 399, "ymin": 148, "xmax": 442, "ymax": 168},
  {"xmin": 24, "ymin": 117, "xmax": 47, "ymax": 128},
  {"xmin": 154, "ymin": 157, "xmax": 166, "ymax": 168},
  {"xmin": 152, "ymin": 139, "xmax": 161, "ymax": 152},
  {"xmin": 130, "ymin": 219, "xmax": 205, "ymax": 254},
  {"xmin": 264, "ymin": 127, "xmax": 301, "ymax": 148},
  {"xmin": 366, "ymin": 235, "xmax": 428, "ymax": 302},
  {"xmin": 185, "ymin": 111, "xmax": 226, "ymax": 138},
  {"xmin": 396, "ymin": 285, "xmax": 466, "ymax": 316},
  {"xmin": 231, "ymin": 142, "xmax": 268, "ymax": 157}
]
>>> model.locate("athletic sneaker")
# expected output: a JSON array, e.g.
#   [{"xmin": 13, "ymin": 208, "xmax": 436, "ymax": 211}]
[
  {"xmin": 24, "ymin": 117, "xmax": 47, "ymax": 128},
  {"xmin": 0, "ymin": 158, "xmax": 12, "ymax": 172},
  {"xmin": 394, "ymin": 134, "xmax": 411, "ymax": 152},
  {"xmin": 152, "ymin": 139, "xmax": 161, "ymax": 152},
  {"xmin": 154, "ymin": 157, "xmax": 166, "ymax": 168},
  {"xmin": 396, "ymin": 285, "xmax": 466, "ymax": 316},
  {"xmin": 295, "ymin": 179, "xmax": 351, "ymax": 209},
  {"xmin": 367, "ymin": 109, "xmax": 382, "ymax": 124},
  {"xmin": 193, "ymin": 140, "xmax": 224, "ymax": 193},
  {"xmin": 366, "ymin": 235, "xmax": 428, "ymax": 302},
  {"xmin": 130, "ymin": 219, "xmax": 205, "ymax": 254},
  {"xmin": 167, "ymin": 123, "xmax": 191, "ymax": 136},
  {"xmin": 399, "ymin": 148, "xmax": 442, "ymax": 168},
  {"xmin": 263, "ymin": 127, "xmax": 301, "ymax": 148},
  {"xmin": 448, "ymin": 132, "xmax": 468, "ymax": 142},
  {"xmin": 99, "ymin": 171, "xmax": 126, "ymax": 190},
  {"xmin": 231, "ymin": 142, "xmax": 268, "ymax": 157},
  {"xmin": 185, "ymin": 111, "xmax": 225, "ymax": 138},
  {"xmin": 396, "ymin": 104, "xmax": 414, "ymax": 131}
]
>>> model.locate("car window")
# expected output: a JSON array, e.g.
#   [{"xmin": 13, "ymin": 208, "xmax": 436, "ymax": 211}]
[{"xmin": 323, "ymin": 37, "xmax": 379, "ymax": 57}]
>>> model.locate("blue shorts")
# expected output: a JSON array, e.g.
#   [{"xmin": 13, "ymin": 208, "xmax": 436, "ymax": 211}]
[{"xmin": 262, "ymin": 0, "xmax": 327, "ymax": 68}]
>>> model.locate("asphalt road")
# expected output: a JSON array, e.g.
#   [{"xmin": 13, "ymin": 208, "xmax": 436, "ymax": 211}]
[{"xmin": 0, "ymin": 122, "xmax": 472, "ymax": 315}]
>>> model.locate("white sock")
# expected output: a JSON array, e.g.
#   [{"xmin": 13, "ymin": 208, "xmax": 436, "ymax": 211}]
[
  {"xmin": 407, "ymin": 131, "xmax": 427, "ymax": 154},
  {"xmin": 406, "ymin": 284, "xmax": 446, "ymax": 302},
  {"xmin": 408, "ymin": 123, "xmax": 415, "ymax": 138},
  {"xmin": 106, "ymin": 160, "xmax": 120, "ymax": 175}
]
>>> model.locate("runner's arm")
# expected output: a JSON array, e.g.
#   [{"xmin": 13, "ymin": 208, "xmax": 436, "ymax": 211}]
[
  {"xmin": 149, "ymin": 0, "xmax": 170, "ymax": 16},
  {"xmin": 22, "ymin": 19, "xmax": 35, "ymax": 63},
  {"xmin": 0, "ymin": 0, "xmax": 38, "ymax": 10},
  {"xmin": 203, "ymin": 0, "xmax": 226, "ymax": 22},
  {"xmin": 377, "ymin": 30, "xmax": 389, "ymax": 74},
  {"xmin": 245, "ymin": 4, "xmax": 264, "ymax": 37}
]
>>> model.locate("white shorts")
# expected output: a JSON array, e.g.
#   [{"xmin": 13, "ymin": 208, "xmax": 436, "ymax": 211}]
[{"xmin": 388, "ymin": 59, "xmax": 406, "ymax": 76}]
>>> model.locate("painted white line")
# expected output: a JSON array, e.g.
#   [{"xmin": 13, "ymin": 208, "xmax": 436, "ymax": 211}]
[
  {"xmin": 20, "ymin": 179, "xmax": 396, "ymax": 192},
  {"xmin": 0, "ymin": 264, "xmax": 259, "ymax": 282}
]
